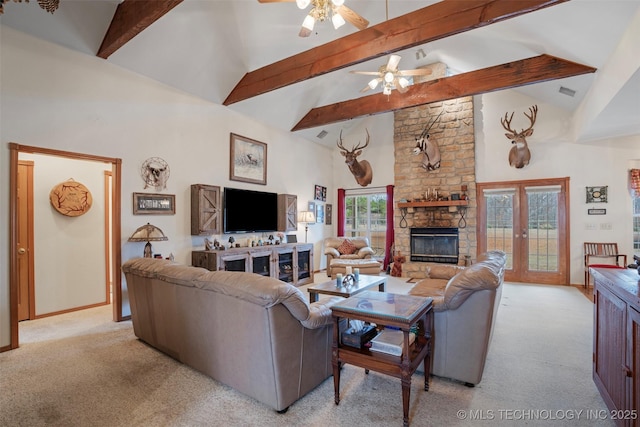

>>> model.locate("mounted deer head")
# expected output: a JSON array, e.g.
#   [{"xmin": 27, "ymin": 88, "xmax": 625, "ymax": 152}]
[
  {"xmin": 412, "ymin": 110, "xmax": 443, "ymax": 171},
  {"xmin": 337, "ymin": 129, "xmax": 373, "ymax": 187},
  {"xmin": 501, "ymin": 105, "xmax": 538, "ymax": 169}
]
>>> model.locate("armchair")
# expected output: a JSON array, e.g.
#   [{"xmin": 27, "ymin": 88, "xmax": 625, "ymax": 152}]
[
  {"xmin": 584, "ymin": 242, "xmax": 627, "ymax": 288},
  {"xmin": 324, "ymin": 237, "xmax": 375, "ymax": 277}
]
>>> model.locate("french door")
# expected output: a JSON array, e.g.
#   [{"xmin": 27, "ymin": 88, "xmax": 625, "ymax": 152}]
[{"xmin": 477, "ymin": 177, "xmax": 570, "ymax": 285}]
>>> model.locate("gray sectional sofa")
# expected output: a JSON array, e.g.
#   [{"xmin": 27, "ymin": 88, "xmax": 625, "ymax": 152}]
[
  {"xmin": 122, "ymin": 258, "xmax": 344, "ymax": 412},
  {"xmin": 407, "ymin": 251, "xmax": 506, "ymax": 386}
]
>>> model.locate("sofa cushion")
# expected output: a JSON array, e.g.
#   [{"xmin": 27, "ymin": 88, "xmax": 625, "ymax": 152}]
[{"xmin": 336, "ymin": 239, "xmax": 358, "ymax": 255}]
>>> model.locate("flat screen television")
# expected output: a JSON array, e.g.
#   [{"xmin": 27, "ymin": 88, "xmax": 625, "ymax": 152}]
[{"xmin": 223, "ymin": 187, "xmax": 278, "ymax": 233}]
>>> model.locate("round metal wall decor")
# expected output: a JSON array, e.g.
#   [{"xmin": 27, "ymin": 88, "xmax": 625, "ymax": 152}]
[
  {"xmin": 49, "ymin": 179, "xmax": 93, "ymax": 217},
  {"xmin": 141, "ymin": 157, "xmax": 170, "ymax": 191}
]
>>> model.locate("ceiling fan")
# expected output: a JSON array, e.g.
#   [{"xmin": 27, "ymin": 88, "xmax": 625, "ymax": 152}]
[
  {"xmin": 258, "ymin": 0, "xmax": 369, "ymax": 37},
  {"xmin": 350, "ymin": 54, "xmax": 433, "ymax": 96}
]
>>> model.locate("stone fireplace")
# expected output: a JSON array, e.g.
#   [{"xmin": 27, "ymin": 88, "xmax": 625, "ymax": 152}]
[{"xmin": 392, "ymin": 65, "xmax": 477, "ymax": 277}]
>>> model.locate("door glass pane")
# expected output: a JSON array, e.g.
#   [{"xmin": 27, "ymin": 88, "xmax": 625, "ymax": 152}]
[
  {"xmin": 526, "ymin": 187, "xmax": 559, "ymax": 272},
  {"xmin": 485, "ymin": 190, "xmax": 514, "ymax": 269},
  {"xmin": 345, "ymin": 193, "xmax": 387, "ymax": 259}
]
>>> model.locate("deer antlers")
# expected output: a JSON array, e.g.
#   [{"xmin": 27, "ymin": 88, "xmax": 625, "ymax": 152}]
[
  {"xmin": 337, "ymin": 129, "xmax": 370, "ymax": 153},
  {"xmin": 501, "ymin": 105, "xmax": 538, "ymax": 136}
]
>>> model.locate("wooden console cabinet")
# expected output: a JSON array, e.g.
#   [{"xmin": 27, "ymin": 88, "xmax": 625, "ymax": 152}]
[
  {"xmin": 192, "ymin": 243, "xmax": 313, "ymax": 286},
  {"xmin": 592, "ymin": 267, "xmax": 640, "ymax": 426}
]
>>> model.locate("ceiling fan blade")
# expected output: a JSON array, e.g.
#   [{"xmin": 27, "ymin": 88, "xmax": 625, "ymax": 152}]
[
  {"xmin": 350, "ymin": 71, "xmax": 382, "ymax": 76},
  {"xmin": 360, "ymin": 85, "xmax": 372, "ymax": 93},
  {"xmin": 386, "ymin": 55, "xmax": 402, "ymax": 72},
  {"xmin": 397, "ymin": 69, "xmax": 433, "ymax": 76},
  {"xmin": 336, "ymin": 5, "xmax": 369, "ymax": 30}
]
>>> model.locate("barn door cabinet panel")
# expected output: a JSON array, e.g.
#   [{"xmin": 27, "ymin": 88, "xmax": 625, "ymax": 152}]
[
  {"xmin": 278, "ymin": 194, "xmax": 297, "ymax": 232},
  {"xmin": 191, "ymin": 184, "xmax": 221, "ymax": 235},
  {"xmin": 592, "ymin": 267, "xmax": 640, "ymax": 426}
]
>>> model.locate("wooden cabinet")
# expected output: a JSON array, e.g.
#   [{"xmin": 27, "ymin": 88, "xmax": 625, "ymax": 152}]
[
  {"xmin": 191, "ymin": 184, "xmax": 221, "ymax": 235},
  {"xmin": 192, "ymin": 243, "xmax": 313, "ymax": 286},
  {"xmin": 592, "ymin": 267, "xmax": 640, "ymax": 426},
  {"xmin": 277, "ymin": 194, "xmax": 297, "ymax": 232}
]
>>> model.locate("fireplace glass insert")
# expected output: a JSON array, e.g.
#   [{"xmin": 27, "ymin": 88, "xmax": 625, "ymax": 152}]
[{"xmin": 410, "ymin": 227, "xmax": 459, "ymax": 264}]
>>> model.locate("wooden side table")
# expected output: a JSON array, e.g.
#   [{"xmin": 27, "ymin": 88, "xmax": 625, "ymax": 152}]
[{"xmin": 330, "ymin": 291, "xmax": 433, "ymax": 427}]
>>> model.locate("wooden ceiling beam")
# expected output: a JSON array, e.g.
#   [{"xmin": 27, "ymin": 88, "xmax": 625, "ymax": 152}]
[
  {"xmin": 223, "ymin": 0, "xmax": 570, "ymax": 105},
  {"xmin": 97, "ymin": 0, "xmax": 184, "ymax": 59},
  {"xmin": 291, "ymin": 55, "xmax": 596, "ymax": 131}
]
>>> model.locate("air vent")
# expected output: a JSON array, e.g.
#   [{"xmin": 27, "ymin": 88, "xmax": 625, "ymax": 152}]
[
  {"xmin": 559, "ymin": 86, "xmax": 576, "ymax": 97},
  {"xmin": 316, "ymin": 130, "xmax": 328, "ymax": 139}
]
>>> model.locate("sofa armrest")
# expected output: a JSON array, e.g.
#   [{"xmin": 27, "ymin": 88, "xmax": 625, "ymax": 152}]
[
  {"xmin": 357, "ymin": 247, "xmax": 375, "ymax": 258},
  {"xmin": 324, "ymin": 247, "xmax": 340, "ymax": 258},
  {"xmin": 301, "ymin": 296, "xmax": 345, "ymax": 329}
]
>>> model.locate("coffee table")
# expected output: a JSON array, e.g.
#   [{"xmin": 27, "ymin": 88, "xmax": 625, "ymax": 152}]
[{"xmin": 307, "ymin": 275, "xmax": 386, "ymax": 303}]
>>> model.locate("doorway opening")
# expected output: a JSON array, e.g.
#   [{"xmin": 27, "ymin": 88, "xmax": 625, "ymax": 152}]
[{"xmin": 8, "ymin": 143, "xmax": 122, "ymax": 351}]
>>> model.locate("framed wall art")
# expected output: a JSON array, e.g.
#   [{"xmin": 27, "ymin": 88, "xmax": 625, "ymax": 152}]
[
  {"xmin": 133, "ymin": 193, "xmax": 176, "ymax": 215},
  {"xmin": 586, "ymin": 186, "xmax": 607, "ymax": 203},
  {"xmin": 325, "ymin": 204, "xmax": 332, "ymax": 225},
  {"xmin": 230, "ymin": 133, "xmax": 267, "ymax": 185},
  {"xmin": 316, "ymin": 203, "xmax": 324, "ymax": 223},
  {"xmin": 314, "ymin": 185, "xmax": 326, "ymax": 201}
]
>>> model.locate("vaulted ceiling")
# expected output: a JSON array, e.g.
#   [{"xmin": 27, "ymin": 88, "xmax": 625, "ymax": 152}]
[{"xmin": 1, "ymin": 0, "xmax": 639, "ymax": 146}]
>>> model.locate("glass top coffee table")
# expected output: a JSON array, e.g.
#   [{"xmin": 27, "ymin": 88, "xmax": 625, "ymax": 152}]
[{"xmin": 307, "ymin": 275, "xmax": 387, "ymax": 303}]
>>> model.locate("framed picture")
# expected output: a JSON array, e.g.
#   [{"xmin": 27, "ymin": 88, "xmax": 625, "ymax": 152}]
[
  {"xmin": 314, "ymin": 185, "xmax": 326, "ymax": 201},
  {"xmin": 308, "ymin": 201, "xmax": 315, "ymax": 213},
  {"xmin": 133, "ymin": 193, "xmax": 175, "ymax": 215},
  {"xmin": 316, "ymin": 203, "xmax": 324, "ymax": 223},
  {"xmin": 325, "ymin": 203, "xmax": 332, "ymax": 225},
  {"xmin": 586, "ymin": 186, "xmax": 607, "ymax": 203},
  {"xmin": 230, "ymin": 133, "xmax": 267, "ymax": 185}
]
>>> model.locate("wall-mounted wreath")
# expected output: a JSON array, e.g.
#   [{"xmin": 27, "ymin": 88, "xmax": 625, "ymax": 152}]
[{"xmin": 49, "ymin": 179, "xmax": 92, "ymax": 217}]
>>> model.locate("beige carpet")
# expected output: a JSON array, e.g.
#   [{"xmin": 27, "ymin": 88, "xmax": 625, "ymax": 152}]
[{"xmin": 1, "ymin": 277, "xmax": 612, "ymax": 427}]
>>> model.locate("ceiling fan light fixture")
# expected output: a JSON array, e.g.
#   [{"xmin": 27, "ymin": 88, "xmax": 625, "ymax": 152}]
[
  {"xmin": 368, "ymin": 79, "xmax": 379, "ymax": 90},
  {"xmin": 302, "ymin": 14, "xmax": 316, "ymax": 31},
  {"xmin": 383, "ymin": 86, "xmax": 392, "ymax": 96},
  {"xmin": 331, "ymin": 12, "xmax": 345, "ymax": 29},
  {"xmin": 296, "ymin": 0, "xmax": 311, "ymax": 9},
  {"xmin": 398, "ymin": 77, "xmax": 410, "ymax": 88},
  {"xmin": 383, "ymin": 71, "xmax": 394, "ymax": 83},
  {"xmin": 331, "ymin": 0, "xmax": 345, "ymax": 6}
]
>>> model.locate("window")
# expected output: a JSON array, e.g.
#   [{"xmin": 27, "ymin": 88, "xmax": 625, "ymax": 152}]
[{"xmin": 344, "ymin": 191, "xmax": 387, "ymax": 259}]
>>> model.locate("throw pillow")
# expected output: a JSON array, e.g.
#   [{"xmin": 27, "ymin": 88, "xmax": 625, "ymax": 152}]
[{"xmin": 336, "ymin": 239, "xmax": 357, "ymax": 255}]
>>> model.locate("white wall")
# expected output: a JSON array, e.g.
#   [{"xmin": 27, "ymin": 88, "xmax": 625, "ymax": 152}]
[
  {"xmin": 475, "ymin": 90, "xmax": 640, "ymax": 284},
  {"xmin": 0, "ymin": 27, "xmax": 334, "ymax": 347}
]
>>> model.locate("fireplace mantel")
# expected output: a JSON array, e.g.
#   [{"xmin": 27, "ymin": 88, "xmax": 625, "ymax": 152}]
[{"xmin": 398, "ymin": 200, "xmax": 468, "ymax": 208}]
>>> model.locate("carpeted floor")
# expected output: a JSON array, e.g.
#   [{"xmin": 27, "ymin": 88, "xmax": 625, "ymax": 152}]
[{"xmin": 0, "ymin": 277, "xmax": 612, "ymax": 427}]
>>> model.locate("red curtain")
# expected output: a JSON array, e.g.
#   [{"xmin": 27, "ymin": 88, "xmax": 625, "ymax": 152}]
[
  {"xmin": 383, "ymin": 185, "xmax": 394, "ymax": 270},
  {"xmin": 337, "ymin": 188, "xmax": 346, "ymax": 237},
  {"xmin": 630, "ymin": 169, "xmax": 640, "ymax": 197}
]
